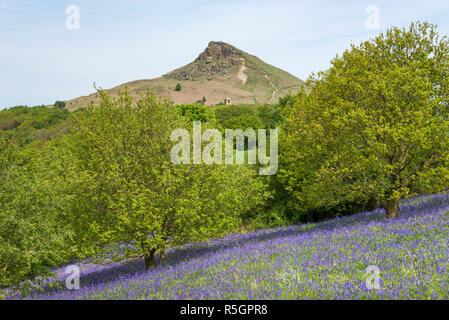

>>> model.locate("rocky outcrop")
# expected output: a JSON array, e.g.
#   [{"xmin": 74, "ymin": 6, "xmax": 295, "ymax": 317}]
[
  {"xmin": 195, "ymin": 41, "xmax": 242, "ymax": 61},
  {"xmin": 164, "ymin": 42, "xmax": 243, "ymax": 81}
]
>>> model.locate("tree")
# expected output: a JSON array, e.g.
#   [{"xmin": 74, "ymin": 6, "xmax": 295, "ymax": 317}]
[
  {"xmin": 0, "ymin": 137, "xmax": 72, "ymax": 289},
  {"xmin": 62, "ymin": 89, "xmax": 265, "ymax": 269},
  {"xmin": 175, "ymin": 83, "xmax": 181, "ymax": 91},
  {"xmin": 257, "ymin": 104, "xmax": 281, "ymax": 129},
  {"xmin": 222, "ymin": 114, "xmax": 263, "ymax": 131},
  {"xmin": 176, "ymin": 103, "xmax": 216, "ymax": 123},
  {"xmin": 54, "ymin": 101, "xmax": 66, "ymax": 109},
  {"xmin": 214, "ymin": 105, "xmax": 259, "ymax": 128},
  {"xmin": 280, "ymin": 22, "xmax": 449, "ymax": 219}
]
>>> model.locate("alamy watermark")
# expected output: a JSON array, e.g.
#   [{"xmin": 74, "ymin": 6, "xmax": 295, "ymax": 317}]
[
  {"xmin": 64, "ymin": 265, "xmax": 80, "ymax": 290},
  {"xmin": 170, "ymin": 121, "xmax": 278, "ymax": 175},
  {"xmin": 65, "ymin": 5, "xmax": 80, "ymax": 30},
  {"xmin": 365, "ymin": 5, "xmax": 380, "ymax": 30},
  {"xmin": 365, "ymin": 265, "xmax": 380, "ymax": 290}
]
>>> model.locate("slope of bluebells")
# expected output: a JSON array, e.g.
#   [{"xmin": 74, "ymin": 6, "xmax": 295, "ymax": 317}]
[{"xmin": 17, "ymin": 194, "xmax": 449, "ymax": 299}]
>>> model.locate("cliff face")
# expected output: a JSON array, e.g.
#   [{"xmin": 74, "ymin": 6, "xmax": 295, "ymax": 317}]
[
  {"xmin": 195, "ymin": 41, "xmax": 242, "ymax": 61},
  {"xmin": 164, "ymin": 42, "xmax": 244, "ymax": 81}
]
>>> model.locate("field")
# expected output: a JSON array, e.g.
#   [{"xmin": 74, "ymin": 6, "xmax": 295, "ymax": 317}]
[{"xmin": 14, "ymin": 193, "xmax": 449, "ymax": 300}]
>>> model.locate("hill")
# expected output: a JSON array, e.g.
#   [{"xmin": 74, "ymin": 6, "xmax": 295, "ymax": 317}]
[
  {"xmin": 0, "ymin": 105, "xmax": 71, "ymax": 146},
  {"xmin": 64, "ymin": 41, "xmax": 304, "ymax": 110},
  {"xmin": 13, "ymin": 193, "xmax": 449, "ymax": 299}
]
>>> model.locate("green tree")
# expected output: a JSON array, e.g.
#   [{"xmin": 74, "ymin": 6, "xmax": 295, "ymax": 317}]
[
  {"xmin": 278, "ymin": 93, "xmax": 297, "ymax": 111},
  {"xmin": 222, "ymin": 114, "xmax": 262, "ymax": 131},
  {"xmin": 0, "ymin": 138, "xmax": 72, "ymax": 289},
  {"xmin": 175, "ymin": 83, "xmax": 181, "ymax": 91},
  {"xmin": 0, "ymin": 105, "xmax": 71, "ymax": 146},
  {"xmin": 176, "ymin": 103, "xmax": 216, "ymax": 123},
  {"xmin": 54, "ymin": 101, "xmax": 66, "ymax": 109},
  {"xmin": 214, "ymin": 105, "xmax": 254, "ymax": 124},
  {"xmin": 280, "ymin": 22, "xmax": 449, "ymax": 219},
  {"xmin": 62, "ymin": 89, "xmax": 265, "ymax": 269},
  {"xmin": 257, "ymin": 104, "xmax": 281, "ymax": 129}
]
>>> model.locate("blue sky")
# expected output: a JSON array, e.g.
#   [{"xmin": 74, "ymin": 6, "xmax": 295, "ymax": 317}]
[{"xmin": 1, "ymin": 0, "xmax": 449, "ymax": 109}]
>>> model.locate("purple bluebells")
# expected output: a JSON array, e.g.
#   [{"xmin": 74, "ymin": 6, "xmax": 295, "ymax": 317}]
[{"xmin": 13, "ymin": 194, "xmax": 449, "ymax": 299}]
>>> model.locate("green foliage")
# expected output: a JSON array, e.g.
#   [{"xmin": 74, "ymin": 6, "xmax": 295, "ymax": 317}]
[
  {"xmin": 0, "ymin": 105, "xmax": 71, "ymax": 146},
  {"xmin": 243, "ymin": 201, "xmax": 290, "ymax": 231},
  {"xmin": 7, "ymin": 22, "xmax": 449, "ymax": 289},
  {"xmin": 222, "ymin": 114, "xmax": 262, "ymax": 131},
  {"xmin": 213, "ymin": 104, "xmax": 281, "ymax": 130},
  {"xmin": 176, "ymin": 103, "xmax": 216, "ymax": 123},
  {"xmin": 278, "ymin": 94, "xmax": 295, "ymax": 110},
  {"xmin": 60, "ymin": 89, "xmax": 266, "ymax": 268},
  {"xmin": 54, "ymin": 101, "xmax": 66, "ymax": 109},
  {"xmin": 279, "ymin": 22, "xmax": 449, "ymax": 219},
  {"xmin": 257, "ymin": 104, "xmax": 281, "ymax": 129},
  {"xmin": 214, "ymin": 105, "xmax": 254, "ymax": 123},
  {"xmin": 0, "ymin": 137, "xmax": 73, "ymax": 289}
]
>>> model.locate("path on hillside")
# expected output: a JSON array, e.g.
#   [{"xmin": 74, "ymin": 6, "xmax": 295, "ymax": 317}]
[
  {"xmin": 264, "ymin": 74, "xmax": 279, "ymax": 102},
  {"xmin": 237, "ymin": 61, "xmax": 248, "ymax": 85}
]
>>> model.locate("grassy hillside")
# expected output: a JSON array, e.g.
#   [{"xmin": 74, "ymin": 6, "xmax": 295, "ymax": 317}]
[
  {"xmin": 63, "ymin": 42, "xmax": 304, "ymax": 110},
  {"xmin": 13, "ymin": 193, "xmax": 449, "ymax": 300},
  {"xmin": 0, "ymin": 105, "xmax": 72, "ymax": 146}
]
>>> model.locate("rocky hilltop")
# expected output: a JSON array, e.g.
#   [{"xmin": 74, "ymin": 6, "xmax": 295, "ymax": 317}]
[
  {"xmin": 63, "ymin": 41, "xmax": 304, "ymax": 110},
  {"xmin": 196, "ymin": 41, "xmax": 241, "ymax": 61},
  {"xmin": 164, "ymin": 42, "xmax": 243, "ymax": 80}
]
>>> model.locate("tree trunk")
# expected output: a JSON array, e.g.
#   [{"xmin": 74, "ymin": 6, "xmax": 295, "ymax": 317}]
[
  {"xmin": 160, "ymin": 250, "xmax": 166, "ymax": 264},
  {"xmin": 144, "ymin": 249, "xmax": 156, "ymax": 270},
  {"xmin": 384, "ymin": 198, "xmax": 400, "ymax": 219}
]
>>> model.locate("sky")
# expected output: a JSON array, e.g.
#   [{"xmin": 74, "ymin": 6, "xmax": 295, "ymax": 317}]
[{"xmin": 1, "ymin": 0, "xmax": 449, "ymax": 109}]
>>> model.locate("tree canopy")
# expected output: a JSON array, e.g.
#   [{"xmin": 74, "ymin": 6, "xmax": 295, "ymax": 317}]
[
  {"xmin": 60, "ymin": 90, "xmax": 266, "ymax": 268},
  {"xmin": 280, "ymin": 22, "xmax": 449, "ymax": 219}
]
